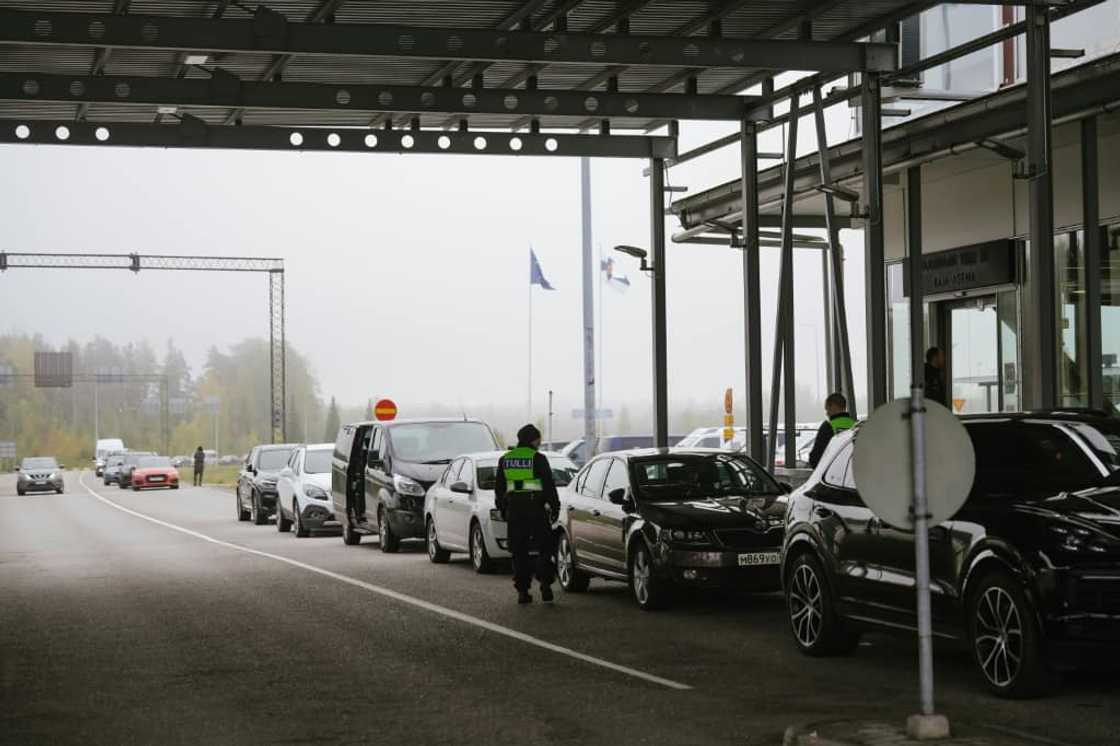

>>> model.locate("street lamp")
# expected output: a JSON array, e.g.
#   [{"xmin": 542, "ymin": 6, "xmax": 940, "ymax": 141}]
[{"xmin": 613, "ymin": 244, "xmax": 655, "ymax": 273}]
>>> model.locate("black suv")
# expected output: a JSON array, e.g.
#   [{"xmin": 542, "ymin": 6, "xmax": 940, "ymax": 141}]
[
  {"xmin": 236, "ymin": 443, "xmax": 298, "ymax": 525},
  {"xmin": 331, "ymin": 418, "xmax": 498, "ymax": 552},
  {"xmin": 555, "ymin": 448, "xmax": 788, "ymax": 610},
  {"xmin": 783, "ymin": 411, "xmax": 1120, "ymax": 698}
]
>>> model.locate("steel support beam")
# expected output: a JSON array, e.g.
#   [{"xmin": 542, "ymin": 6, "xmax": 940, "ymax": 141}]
[
  {"xmin": 269, "ymin": 270, "xmax": 286, "ymax": 444},
  {"xmin": 812, "ymin": 85, "xmax": 856, "ymax": 414},
  {"xmin": 862, "ymin": 73, "xmax": 887, "ymax": 411},
  {"xmin": 0, "ymin": 9, "xmax": 898, "ymax": 72},
  {"xmin": 1082, "ymin": 116, "xmax": 1103, "ymax": 409},
  {"xmin": 767, "ymin": 92, "xmax": 799, "ymax": 471},
  {"xmin": 650, "ymin": 158, "xmax": 669, "ymax": 448},
  {"xmin": 1024, "ymin": 6, "xmax": 1058, "ymax": 409},
  {"xmin": 0, "ymin": 119, "xmax": 676, "ymax": 159},
  {"xmin": 740, "ymin": 120, "xmax": 764, "ymax": 463},
  {"xmin": 1, "ymin": 71, "xmax": 758, "ymax": 122},
  {"xmin": 907, "ymin": 167, "xmax": 925, "ymax": 392}
]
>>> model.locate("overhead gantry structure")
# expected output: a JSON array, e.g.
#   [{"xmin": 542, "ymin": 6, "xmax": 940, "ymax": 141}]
[{"xmin": 0, "ymin": 0, "xmax": 925, "ymax": 461}]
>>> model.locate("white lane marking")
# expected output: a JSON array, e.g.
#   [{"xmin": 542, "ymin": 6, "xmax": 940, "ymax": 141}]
[{"xmin": 79, "ymin": 473, "xmax": 691, "ymax": 691}]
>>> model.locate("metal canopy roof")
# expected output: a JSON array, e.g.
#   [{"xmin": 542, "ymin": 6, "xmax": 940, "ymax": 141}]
[{"xmin": 0, "ymin": 0, "xmax": 914, "ymax": 153}]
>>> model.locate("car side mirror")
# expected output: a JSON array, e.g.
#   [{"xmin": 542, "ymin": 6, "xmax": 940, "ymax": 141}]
[
  {"xmin": 608, "ymin": 488, "xmax": 631, "ymax": 507},
  {"xmin": 778, "ymin": 481, "xmax": 793, "ymax": 494},
  {"xmin": 450, "ymin": 481, "xmax": 471, "ymax": 494}
]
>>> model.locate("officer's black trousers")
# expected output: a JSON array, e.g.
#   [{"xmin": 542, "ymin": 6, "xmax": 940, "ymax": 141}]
[{"xmin": 506, "ymin": 501, "xmax": 554, "ymax": 593}]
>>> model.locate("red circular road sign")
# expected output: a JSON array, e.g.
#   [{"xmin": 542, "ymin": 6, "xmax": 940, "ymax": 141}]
[{"xmin": 374, "ymin": 399, "xmax": 398, "ymax": 421}]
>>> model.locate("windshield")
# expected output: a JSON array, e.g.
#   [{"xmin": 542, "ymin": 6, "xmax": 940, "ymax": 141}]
[
  {"xmin": 304, "ymin": 449, "xmax": 331, "ymax": 474},
  {"xmin": 139, "ymin": 457, "xmax": 172, "ymax": 468},
  {"xmin": 476, "ymin": 462, "xmax": 577, "ymax": 490},
  {"xmin": 389, "ymin": 422, "xmax": 496, "ymax": 463},
  {"xmin": 22, "ymin": 457, "xmax": 58, "ymax": 470},
  {"xmin": 108, "ymin": 456, "xmax": 125, "ymax": 466},
  {"xmin": 630, "ymin": 454, "xmax": 781, "ymax": 501},
  {"xmin": 257, "ymin": 448, "xmax": 295, "ymax": 471}
]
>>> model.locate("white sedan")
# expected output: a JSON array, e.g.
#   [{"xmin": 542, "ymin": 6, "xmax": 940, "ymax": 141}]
[
  {"xmin": 276, "ymin": 443, "xmax": 340, "ymax": 537},
  {"xmin": 424, "ymin": 450, "xmax": 578, "ymax": 573}
]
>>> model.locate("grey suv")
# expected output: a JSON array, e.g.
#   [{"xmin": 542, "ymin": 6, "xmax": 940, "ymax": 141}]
[{"xmin": 17, "ymin": 457, "xmax": 64, "ymax": 495}]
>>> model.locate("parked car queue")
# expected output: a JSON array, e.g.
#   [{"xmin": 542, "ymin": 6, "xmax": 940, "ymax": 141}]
[{"xmin": 226, "ymin": 410, "xmax": 1120, "ymax": 700}]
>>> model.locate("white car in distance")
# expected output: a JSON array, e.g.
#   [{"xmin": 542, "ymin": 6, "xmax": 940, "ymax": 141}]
[
  {"xmin": 424, "ymin": 450, "xmax": 578, "ymax": 573},
  {"xmin": 276, "ymin": 443, "xmax": 340, "ymax": 537}
]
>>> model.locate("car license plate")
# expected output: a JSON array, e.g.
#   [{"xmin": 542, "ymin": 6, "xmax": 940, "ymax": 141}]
[
  {"xmin": 34, "ymin": 480, "xmax": 46, "ymax": 485},
  {"xmin": 738, "ymin": 551, "xmax": 780, "ymax": 567},
  {"xmin": 150, "ymin": 476, "xmax": 165, "ymax": 482}
]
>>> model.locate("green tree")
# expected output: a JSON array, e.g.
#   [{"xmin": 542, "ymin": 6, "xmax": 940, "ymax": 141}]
[{"xmin": 323, "ymin": 397, "xmax": 341, "ymax": 442}]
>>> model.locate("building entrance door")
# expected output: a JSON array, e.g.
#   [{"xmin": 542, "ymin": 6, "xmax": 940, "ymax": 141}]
[{"xmin": 934, "ymin": 291, "xmax": 1020, "ymax": 414}]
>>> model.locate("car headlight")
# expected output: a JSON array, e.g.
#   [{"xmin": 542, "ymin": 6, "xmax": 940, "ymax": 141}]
[
  {"xmin": 48, "ymin": 473, "xmax": 58, "ymax": 481},
  {"xmin": 659, "ymin": 528, "xmax": 712, "ymax": 545},
  {"xmin": 305, "ymin": 485, "xmax": 328, "ymax": 500},
  {"xmin": 393, "ymin": 474, "xmax": 426, "ymax": 497},
  {"xmin": 1049, "ymin": 525, "xmax": 1111, "ymax": 554}
]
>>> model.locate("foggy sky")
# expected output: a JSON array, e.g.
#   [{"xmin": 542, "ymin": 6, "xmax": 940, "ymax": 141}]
[{"xmin": 0, "ymin": 105, "xmax": 869, "ymax": 433}]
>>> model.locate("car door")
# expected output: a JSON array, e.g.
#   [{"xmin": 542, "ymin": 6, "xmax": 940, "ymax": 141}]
[
  {"xmin": 331, "ymin": 426, "xmax": 354, "ymax": 515},
  {"xmin": 570, "ymin": 457, "xmax": 612, "ymax": 569},
  {"xmin": 239, "ymin": 448, "xmax": 258, "ymax": 505},
  {"xmin": 432, "ymin": 458, "xmax": 462, "ymax": 547},
  {"xmin": 278, "ymin": 449, "xmax": 298, "ymax": 505},
  {"xmin": 591, "ymin": 458, "xmax": 632, "ymax": 573},
  {"xmin": 805, "ymin": 441, "xmax": 881, "ymax": 615},
  {"xmin": 444, "ymin": 457, "xmax": 475, "ymax": 549},
  {"xmin": 360, "ymin": 425, "xmax": 383, "ymax": 524}
]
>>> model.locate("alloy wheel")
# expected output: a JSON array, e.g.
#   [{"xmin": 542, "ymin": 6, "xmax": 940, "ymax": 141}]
[
  {"xmin": 556, "ymin": 536, "xmax": 573, "ymax": 586},
  {"xmin": 427, "ymin": 520, "xmax": 438, "ymax": 560},
  {"xmin": 789, "ymin": 564, "xmax": 824, "ymax": 649},
  {"xmin": 632, "ymin": 548, "xmax": 651, "ymax": 606},
  {"xmin": 974, "ymin": 586, "xmax": 1024, "ymax": 689},
  {"xmin": 471, "ymin": 524, "xmax": 484, "ymax": 570}
]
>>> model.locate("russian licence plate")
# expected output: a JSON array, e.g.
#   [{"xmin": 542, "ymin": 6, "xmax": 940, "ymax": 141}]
[{"xmin": 738, "ymin": 551, "xmax": 780, "ymax": 567}]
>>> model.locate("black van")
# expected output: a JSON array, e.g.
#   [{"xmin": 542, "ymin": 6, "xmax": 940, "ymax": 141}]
[{"xmin": 331, "ymin": 418, "xmax": 499, "ymax": 552}]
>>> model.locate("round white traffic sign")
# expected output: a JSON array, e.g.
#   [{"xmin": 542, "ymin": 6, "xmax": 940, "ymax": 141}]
[{"xmin": 852, "ymin": 398, "xmax": 975, "ymax": 530}]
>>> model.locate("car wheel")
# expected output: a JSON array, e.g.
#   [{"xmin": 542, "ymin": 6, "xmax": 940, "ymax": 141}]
[
  {"xmin": 786, "ymin": 552, "xmax": 859, "ymax": 656},
  {"xmin": 171, "ymin": 484, "xmax": 179, "ymax": 490},
  {"xmin": 629, "ymin": 541, "xmax": 671, "ymax": 611},
  {"xmin": 968, "ymin": 570, "xmax": 1052, "ymax": 698},
  {"xmin": 426, "ymin": 518, "xmax": 450, "ymax": 564},
  {"xmin": 251, "ymin": 491, "xmax": 267, "ymax": 526},
  {"xmin": 555, "ymin": 532, "xmax": 590, "ymax": 593},
  {"xmin": 378, "ymin": 507, "xmax": 400, "ymax": 553},
  {"xmin": 276, "ymin": 501, "xmax": 292, "ymax": 533},
  {"xmin": 132, "ymin": 484, "xmax": 140, "ymax": 492},
  {"xmin": 17, "ymin": 488, "xmax": 25, "ymax": 497},
  {"xmin": 341, "ymin": 517, "xmax": 361, "ymax": 546},
  {"xmin": 469, "ymin": 521, "xmax": 495, "ymax": 574},
  {"xmin": 294, "ymin": 500, "xmax": 309, "ymax": 538},
  {"xmin": 57, "ymin": 487, "xmax": 64, "ymax": 494},
  {"xmin": 236, "ymin": 492, "xmax": 250, "ymax": 522}
]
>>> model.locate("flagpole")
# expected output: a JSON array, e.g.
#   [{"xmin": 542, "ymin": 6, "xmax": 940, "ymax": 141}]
[{"xmin": 528, "ymin": 249, "xmax": 533, "ymax": 422}]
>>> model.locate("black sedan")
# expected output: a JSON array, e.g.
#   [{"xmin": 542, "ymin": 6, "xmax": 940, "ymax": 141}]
[
  {"xmin": 782, "ymin": 410, "xmax": 1120, "ymax": 698},
  {"xmin": 555, "ymin": 448, "xmax": 788, "ymax": 610}
]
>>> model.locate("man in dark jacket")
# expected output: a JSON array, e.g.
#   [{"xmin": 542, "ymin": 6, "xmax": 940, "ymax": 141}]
[
  {"xmin": 193, "ymin": 446, "xmax": 206, "ymax": 487},
  {"xmin": 807, "ymin": 393, "xmax": 856, "ymax": 468},
  {"xmin": 924, "ymin": 346, "xmax": 948, "ymax": 408},
  {"xmin": 494, "ymin": 424, "xmax": 560, "ymax": 605}
]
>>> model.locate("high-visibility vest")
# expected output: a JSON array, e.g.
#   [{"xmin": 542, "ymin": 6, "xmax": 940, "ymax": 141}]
[
  {"xmin": 830, "ymin": 415, "xmax": 856, "ymax": 434},
  {"xmin": 504, "ymin": 447, "xmax": 542, "ymax": 492}
]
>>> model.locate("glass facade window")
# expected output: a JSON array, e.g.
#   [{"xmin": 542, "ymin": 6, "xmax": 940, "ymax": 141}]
[
  {"xmin": 1103, "ymin": 225, "xmax": 1120, "ymax": 411},
  {"xmin": 1057, "ymin": 231, "xmax": 1088, "ymax": 407}
]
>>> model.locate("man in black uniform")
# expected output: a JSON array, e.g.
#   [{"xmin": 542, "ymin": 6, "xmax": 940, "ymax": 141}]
[
  {"xmin": 924, "ymin": 346, "xmax": 948, "ymax": 408},
  {"xmin": 494, "ymin": 424, "xmax": 560, "ymax": 605}
]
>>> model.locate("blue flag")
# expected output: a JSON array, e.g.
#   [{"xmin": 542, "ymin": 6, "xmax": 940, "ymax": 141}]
[{"xmin": 530, "ymin": 248, "xmax": 555, "ymax": 290}]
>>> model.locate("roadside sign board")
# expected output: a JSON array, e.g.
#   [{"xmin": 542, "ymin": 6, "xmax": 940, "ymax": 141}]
[
  {"xmin": 374, "ymin": 399, "xmax": 398, "ymax": 421},
  {"xmin": 0, "ymin": 441, "xmax": 15, "ymax": 459},
  {"xmin": 852, "ymin": 398, "xmax": 975, "ymax": 529}
]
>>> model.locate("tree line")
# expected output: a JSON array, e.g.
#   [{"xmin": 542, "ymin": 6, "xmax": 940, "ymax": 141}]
[{"xmin": 0, "ymin": 334, "xmax": 324, "ymax": 466}]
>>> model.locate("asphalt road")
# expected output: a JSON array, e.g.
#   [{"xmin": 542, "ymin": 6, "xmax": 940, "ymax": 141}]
[{"xmin": 2, "ymin": 473, "xmax": 1118, "ymax": 745}]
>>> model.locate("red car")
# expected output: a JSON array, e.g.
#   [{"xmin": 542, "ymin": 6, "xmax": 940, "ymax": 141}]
[{"xmin": 130, "ymin": 456, "xmax": 180, "ymax": 491}]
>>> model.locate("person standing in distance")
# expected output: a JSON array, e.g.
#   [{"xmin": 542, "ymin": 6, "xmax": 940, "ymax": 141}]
[
  {"xmin": 193, "ymin": 446, "xmax": 206, "ymax": 487},
  {"xmin": 807, "ymin": 393, "xmax": 856, "ymax": 468},
  {"xmin": 494, "ymin": 424, "xmax": 560, "ymax": 605},
  {"xmin": 924, "ymin": 346, "xmax": 948, "ymax": 409}
]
